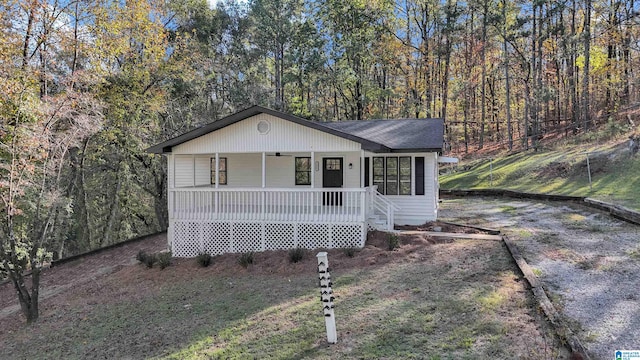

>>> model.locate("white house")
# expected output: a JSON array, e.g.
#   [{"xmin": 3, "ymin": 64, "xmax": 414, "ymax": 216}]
[{"xmin": 147, "ymin": 106, "xmax": 444, "ymax": 257}]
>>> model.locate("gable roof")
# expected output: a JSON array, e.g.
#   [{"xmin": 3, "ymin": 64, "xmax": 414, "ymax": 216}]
[{"xmin": 147, "ymin": 105, "xmax": 444, "ymax": 154}]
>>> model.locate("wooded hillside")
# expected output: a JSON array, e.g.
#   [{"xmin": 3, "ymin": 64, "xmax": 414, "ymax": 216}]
[{"xmin": 1, "ymin": 0, "xmax": 639, "ymax": 261}]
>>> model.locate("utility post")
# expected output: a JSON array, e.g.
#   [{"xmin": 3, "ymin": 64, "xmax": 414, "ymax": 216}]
[{"xmin": 317, "ymin": 252, "xmax": 336, "ymax": 344}]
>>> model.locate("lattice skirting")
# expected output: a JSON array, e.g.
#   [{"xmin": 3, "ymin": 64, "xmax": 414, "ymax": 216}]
[{"xmin": 170, "ymin": 221, "xmax": 366, "ymax": 257}]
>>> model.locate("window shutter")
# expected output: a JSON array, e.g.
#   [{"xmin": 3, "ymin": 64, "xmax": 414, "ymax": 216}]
[{"xmin": 415, "ymin": 157, "xmax": 425, "ymax": 195}]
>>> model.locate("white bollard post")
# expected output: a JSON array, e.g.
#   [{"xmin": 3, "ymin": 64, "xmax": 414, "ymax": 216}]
[{"xmin": 317, "ymin": 252, "xmax": 337, "ymax": 344}]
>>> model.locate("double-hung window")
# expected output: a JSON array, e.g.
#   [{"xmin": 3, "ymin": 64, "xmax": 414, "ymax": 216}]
[
  {"xmin": 295, "ymin": 157, "xmax": 311, "ymax": 185},
  {"xmin": 372, "ymin": 156, "xmax": 412, "ymax": 195},
  {"xmin": 210, "ymin": 157, "xmax": 227, "ymax": 185}
]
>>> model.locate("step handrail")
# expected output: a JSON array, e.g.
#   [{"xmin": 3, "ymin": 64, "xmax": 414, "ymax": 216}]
[{"xmin": 368, "ymin": 186, "xmax": 400, "ymax": 231}]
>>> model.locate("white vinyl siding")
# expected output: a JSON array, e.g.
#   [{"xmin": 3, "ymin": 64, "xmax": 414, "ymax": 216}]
[
  {"xmin": 226, "ymin": 153, "xmax": 261, "ymax": 187},
  {"xmin": 366, "ymin": 152, "xmax": 438, "ymax": 225},
  {"xmin": 174, "ymin": 155, "xmax": 194, "ymax": 187},
  {"xmin": 266, "ymin": 156, "xmax": 295, "ymax": 187},
  {"xmin": 195, "ymin": 156, "xmax": 210, "ymax": 186},
  {"xmin": 172, "ymin": 114, "xmax": 360, "ymax": 154},
  {"xmin": 167, "ymin": 154, "xmax": 174, "ymax": 188}
]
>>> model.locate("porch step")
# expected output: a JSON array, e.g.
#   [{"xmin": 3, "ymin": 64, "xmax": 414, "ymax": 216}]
[{"xmin": 368, "ymin": 214, "xmax": 389, "ymax": 230}]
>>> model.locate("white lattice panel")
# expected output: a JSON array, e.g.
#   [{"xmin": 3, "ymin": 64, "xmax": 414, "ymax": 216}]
[
  {"xmin": 173, "ymin": 222, "xmax": 201, "ymax": 257},
  {"xmin": 233, "ymin": 223, "xmax": 262, "ymax": 252},
  {"xmin": 298, "ymin": 223, "xmax": 330, "ymax": 249},
  {"xmin": 264, "ymin": 223, "xmax": 295, "ymax": 250},
  {"xmin": 332, "ymin": 224, "xmax": 364, "ymax": 248},
  {"xmin": 171, "ymin": 220, "xmax": 367, "ymax": 257},
  {"xmin": 203, "ymin": 222, "xmax": 231, "ymax": 255}
]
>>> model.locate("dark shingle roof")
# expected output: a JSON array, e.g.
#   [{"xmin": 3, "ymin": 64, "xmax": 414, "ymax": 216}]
[
  {"xmin": 147, "ymin": 105, "xmax": 443, "ymax": 154},
  {"xmin": 317, "ymin": 119, "xmax": 444, "ymax": 153}
]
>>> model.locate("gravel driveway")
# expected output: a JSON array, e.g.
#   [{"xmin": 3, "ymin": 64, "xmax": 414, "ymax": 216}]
[{"xmin": 439, "ymin": 197, "xmax": 640, "ymax": 360}]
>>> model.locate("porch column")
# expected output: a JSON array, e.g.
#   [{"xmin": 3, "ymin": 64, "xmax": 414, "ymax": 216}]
[
  {"xmin": 360, "ymin": 150, "xmax": 365, "ymax": 187},
  {"xmin": 192, "ymin": 154, "xmax": 196, "ymax": 187},
  {"xmin": 261, "ymin": 152, "xmax": 266, "ymax": 188},
  {"xmin": 310, "ymin": 151, "xmax": 315, "ymax": 188},
  {"xmin": 215, "ymin": 153, "xmax": 219, "ymax": 189}
]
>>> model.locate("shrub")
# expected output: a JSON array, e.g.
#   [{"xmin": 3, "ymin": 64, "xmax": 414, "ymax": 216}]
[
  {"xmin": 196, "ymin": 252, "xmax": 213, "ymax": 267},
  {"xmin": 343, "ymin": 247, "xmax": 357, "ymax": 257},
  {"xmin": 143, "ymin": 253, "xmax": 156, "ymax": 268},
  {"xmin": 157, "ymin": 252, "xmax": 172, "ymax": 270},
  {"xmin": 288, "ymin": 247, "xmax": 305, "ymax": 263},
  {"xmin": 238, "ymin": 252, "xmax": 254, "ymax": 268},
  {"xmin": 136, "ymin": 250, "xmax": 147, "ymax": 263},
  {"xmin": 387, "ymin": 234, "xmax": 400, "ymax": 251}
]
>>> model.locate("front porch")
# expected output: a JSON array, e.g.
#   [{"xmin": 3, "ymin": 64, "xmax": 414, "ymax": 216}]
[{"xmin": 168, "ymin": 187, "xmax": 396, "ymax": 257}]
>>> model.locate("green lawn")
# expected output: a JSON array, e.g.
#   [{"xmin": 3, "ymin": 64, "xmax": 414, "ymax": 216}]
[
  {"xmin": 441, "ymin": 137, "xmax": 640, "ymax": 211},
  {"xmin": 0, "ymin": 240, "xmax": 564, "ymax": 359}
]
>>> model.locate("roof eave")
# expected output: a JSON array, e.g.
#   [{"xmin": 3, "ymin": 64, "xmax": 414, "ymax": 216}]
[
  {"xmin": 369, "ymin": 147, "xmax": 443, "ymax": 153},
  {"xmin": 146, "ymin": 105, "xmax": 390, "ymax": 154}
]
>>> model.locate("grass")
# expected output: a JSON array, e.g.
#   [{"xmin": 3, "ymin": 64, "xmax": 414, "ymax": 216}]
[
  {"xmin": 0, "ymin": 240, "xmax": 564, "ymax": 359},
  {"xmin": 441, "ymin": 135, "xmax": 640, "ymax": 211},
  {"xmin": 627, "ymin": 247, "xmax": 640, "ymax": 259}
]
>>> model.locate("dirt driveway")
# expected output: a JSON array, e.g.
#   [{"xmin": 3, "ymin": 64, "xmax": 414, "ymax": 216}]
[{"xmin": 439, "ymin": 197, "xmax": 640, "ymax": 359}]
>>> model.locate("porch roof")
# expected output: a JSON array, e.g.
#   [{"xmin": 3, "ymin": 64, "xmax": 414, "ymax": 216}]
[{"xmin": 147, "ymin": 105, "xmax": 444, "ymax": 154}]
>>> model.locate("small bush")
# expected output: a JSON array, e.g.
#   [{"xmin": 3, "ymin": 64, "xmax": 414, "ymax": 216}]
[
  {"xmin": 288, "ymin": 247, "xmax": 305, "ymax": 263},
  {"xmin": 238, "ymin": 252, "xmax": 254, "ymax": 268},
  {"xmin": 143, "ymin": 253, "xmax": 156, "ymax": 268},
  {"xmin": 157, "ymin": 252, "xmax": 172, "ymax": 269},
  {"xmin": 387, "ymin": 234, "xmax": 400, "ymax": 251},
  {"xmin": 136, "ymin": 250, "xmax": 147, "ymax": 263},
  {"xmin": 196, "ymin": 252, "xmax": 213, "ymax": 267},
  {"xmin": 343, "ymin": 247, "xmax": 357, "ymax": 257}
]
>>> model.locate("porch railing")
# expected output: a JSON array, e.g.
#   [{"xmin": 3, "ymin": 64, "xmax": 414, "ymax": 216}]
[
  {"xmin": 366, "ymin": 185, "xmax": 401, "ymax": 231},
  {"xmin": 169, "ymin": 187, "xmax": 367, "ymax": 223}
]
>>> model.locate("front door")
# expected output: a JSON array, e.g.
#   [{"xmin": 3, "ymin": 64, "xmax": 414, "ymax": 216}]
[{"xmin": 323, "ymin": 157, "xmax": 343, "ymax": 206}]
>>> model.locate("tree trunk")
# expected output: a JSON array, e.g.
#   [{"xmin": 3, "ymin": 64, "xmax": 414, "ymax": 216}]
[
  {"xmin": 478, "ymin": 3, "xmax": 488, "ymax": 150},
  {"xmin": 570, "ymin": 0, "xmax": 579, "ymax": 133},
  {"xmin": 503, "ymin": 0, "xmax": 513, "ymax": 151},
  {"xmin": 102, "ymin": 165, "xmax": 123, "ymax": 247},
  {"xmin": 582, "ymin": 0, "xmax": 591, "ymax": 131},
  {"xmin": 21, "ymin": 1, "xmax": 36, "ymax": 68}
]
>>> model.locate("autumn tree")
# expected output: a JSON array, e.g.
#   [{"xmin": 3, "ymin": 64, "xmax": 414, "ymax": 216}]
[{"xmin": 0, "ymin": 0, "xmax": 102, "ymax": 323}]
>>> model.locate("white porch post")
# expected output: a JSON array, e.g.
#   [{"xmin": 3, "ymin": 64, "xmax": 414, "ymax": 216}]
[
  {"xmin": 168, "ymin": 154, "xmax": 174, "ymax": 250},
  {"xmin": 215, "ymin": 153, "xmax": 219, "ymax": 189},
  {"xmin": 360, "ymin": 150, "xmax": 365, "ymax": 187},
  {"xmin": 311, "ymin": 151, "xmax": 315, "ymax": 188},
  {"xmin": 192, "ymin": 154, "xmax": 196, "ymax": 187},
  {"xmin": 262, "ymin": 152, "xmax": 266, "ymax": 188},
  {"xmin": 214, "ymin": 153, "xmax": 219, "ymax": 220}
]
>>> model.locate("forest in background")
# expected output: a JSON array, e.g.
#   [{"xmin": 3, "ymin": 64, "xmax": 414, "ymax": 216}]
[{"xmin": 1, "ymin": 0, "xmax": 639, "ymax": 263}]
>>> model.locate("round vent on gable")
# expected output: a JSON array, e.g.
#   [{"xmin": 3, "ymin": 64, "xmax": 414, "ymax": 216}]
[{"xmin": 257, "ymin": 120, "xmax": 271, "ymax": 134}]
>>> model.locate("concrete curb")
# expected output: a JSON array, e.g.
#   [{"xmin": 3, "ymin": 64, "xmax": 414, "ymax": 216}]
[{"xmin": 502, "ymin": 235, "xmax": 591, "ymax": 360}]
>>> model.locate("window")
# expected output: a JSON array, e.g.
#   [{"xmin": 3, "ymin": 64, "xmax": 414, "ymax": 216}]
[
  {"xmin": 295, "ymin": 157, "xmax": 311, "ymax": 185},
  {"xmin": 373, "ymin": 157, "xmax": 385, "ymax": 193},
  {"xmin": 386, "ymin": 157, "xmax": 398, "ymax": 195},
  {"xmin": 372, "ymin": 156, "xmax": 412, "ymax": 195},
  {"xmin": 325, "ymin": 158, "xmax": 341, "ymax": 170},
  {"xmin": 399, "ymin": 157, "xmax": 411, "ymax": 195},
  {"xmin": 210, "ymin": 157, "xmax": 227, "ymax": 185}
]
